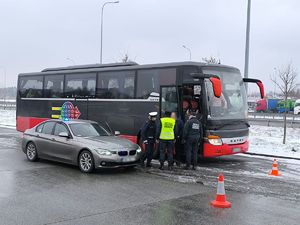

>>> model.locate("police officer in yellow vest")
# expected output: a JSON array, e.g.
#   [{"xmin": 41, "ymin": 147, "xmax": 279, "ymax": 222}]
[{"xmin": 156, "ymin": 112, "xmax": 176, "ymax": 170}]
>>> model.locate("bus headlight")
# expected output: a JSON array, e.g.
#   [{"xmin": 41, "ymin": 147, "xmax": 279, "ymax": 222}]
[
  {"xmin": 207, "ymin": 135, "xmax": 223, "ymax": 146},
  {"xmin": 95, "ymin": 149, "xmax": 112, "ymax": 156}
]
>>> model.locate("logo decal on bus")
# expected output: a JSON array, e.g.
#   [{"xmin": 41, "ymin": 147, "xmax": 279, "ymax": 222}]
[{"xmin": 51, "ymin": 101, "xmax": 81, "ymax": 120}]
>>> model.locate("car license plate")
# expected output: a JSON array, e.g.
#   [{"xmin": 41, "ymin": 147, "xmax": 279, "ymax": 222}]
[
  {"xmin": 232, "ymin": 147, "xmax": 241, "ymax": 153},
  {"xmin": 121, "ymin": 157, "xmax": 134, "ymax": 162}
]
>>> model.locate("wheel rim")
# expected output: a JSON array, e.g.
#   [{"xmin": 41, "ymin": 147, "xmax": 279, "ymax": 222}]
[
  {"xmin": 27, "ymin": 143, "xmax": 36, "ymax": 160},
  {"xmin": 80, "ymin": 153, "xmax": 92, "ymax": 171}
]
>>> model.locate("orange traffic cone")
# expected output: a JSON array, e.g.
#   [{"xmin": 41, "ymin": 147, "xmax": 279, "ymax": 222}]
[
  {"xmin": 269, "ymin": 159, "xmax": 280, "ymax": 176},
  {"xmin": 211, "ymin": 174, "xmax": 231, "ymax": 208}
]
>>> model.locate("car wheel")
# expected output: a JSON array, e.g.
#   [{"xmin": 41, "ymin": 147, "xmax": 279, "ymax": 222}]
[
  {"xmin": 26, "ymin": 142, "xmax": 38, "ymax": 162},
  {"xmin": 79, "ymin": 150, "xmax": 94, "ymax": 173}
]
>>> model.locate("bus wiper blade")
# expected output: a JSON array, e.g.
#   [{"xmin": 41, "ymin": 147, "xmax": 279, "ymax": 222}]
[{"xmin": 212, "ymin": 120, "xmax": 249, "ymax": 130}]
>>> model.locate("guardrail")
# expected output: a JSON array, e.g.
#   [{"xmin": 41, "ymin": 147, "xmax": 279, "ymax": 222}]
[
  {"xmin": 248, "ymin": 112, "xmax": 300, "ymax": 127},
  {"xmin": 0, "ymin": 100, "xmax": 16, "ymax": 110}
]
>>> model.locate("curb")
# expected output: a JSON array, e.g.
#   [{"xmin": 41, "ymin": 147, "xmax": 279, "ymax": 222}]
[{"xmin": 244, "ymin": 152, "xmax": 300, "ymax": 161}]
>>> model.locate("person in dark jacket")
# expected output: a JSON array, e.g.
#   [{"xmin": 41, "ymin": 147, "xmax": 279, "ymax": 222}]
[
  {"xmin": 182, "ymin": 112, "xmax": 203, "ymax": 170},
  {"xmin": 171, "ymin": 112, "xmax": 184, "ymax": 167},
  {"xmin": 140, "ymin": 112, "xmax": 157, "ymax": 167}
]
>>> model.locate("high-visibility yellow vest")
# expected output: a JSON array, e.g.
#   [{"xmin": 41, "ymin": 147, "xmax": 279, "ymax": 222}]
[{"xmin": 159, "ymin": 117, "xmax": 175, "ymax": 140}]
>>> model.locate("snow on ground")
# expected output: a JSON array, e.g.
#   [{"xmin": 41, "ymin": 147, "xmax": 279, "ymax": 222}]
[
  {"xmin": 249, "ymin": 125, "xmax": 300, "ymax": 159},
  {"xmin": 0, "ymin": 109, "xmax": 299, "ymax": 159},
  {"xmin": 0, "ymin": 109, "xmax": 16, "ymax": 128}
]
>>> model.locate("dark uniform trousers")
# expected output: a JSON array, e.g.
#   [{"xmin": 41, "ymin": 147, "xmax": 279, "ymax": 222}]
[
  {"xmin": 142, "ymin": 141, "xmax": 155, "ymax": 165},
  {"xmin": 159, "ymin": 140, "xmax": 174, "ymax": 166},
  {"xmin": 185, "ymin": 136, "xmax": 200, "ymax": 167}
]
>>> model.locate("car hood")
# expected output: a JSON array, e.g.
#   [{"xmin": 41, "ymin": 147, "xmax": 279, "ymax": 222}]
[{"xmin": 75, "ymin": 136, "xmax": 137, "ymax": 150}]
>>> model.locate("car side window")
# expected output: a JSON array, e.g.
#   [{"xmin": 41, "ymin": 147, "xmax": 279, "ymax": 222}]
[
  {"xmin": 54, "ymin": 123, "xmax": 69, "ymax": 136},
  {"xmin": 42, "ymin": 122, "xmax": 56, "ymax": 135},
  {"xmin": 36, "ymin": 123, "xmax": 44, "ymax": 133}
]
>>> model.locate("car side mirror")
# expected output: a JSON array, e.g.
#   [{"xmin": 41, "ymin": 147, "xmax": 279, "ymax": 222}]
[
  {"xmin": 114, "ymin": 131, "xmax": 121, "ymax": 136},
  {"xmin": 58, "ymin": 132, "xmax": 70, "ymax": 138}
]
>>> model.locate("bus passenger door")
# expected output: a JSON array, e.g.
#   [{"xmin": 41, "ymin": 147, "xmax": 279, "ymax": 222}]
[
  {"xmin": 180, "ymin": 84, "xmax": 203, "ymax": 121},
  {"xmin": 159, "ymin": 86, "xmax": 179, "ymax": 117}
]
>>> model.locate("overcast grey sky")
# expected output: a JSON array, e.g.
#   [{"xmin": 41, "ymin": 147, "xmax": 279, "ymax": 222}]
[{"xmin": 0, "ymin": 0, "xmax": 299, "ymax": 92}]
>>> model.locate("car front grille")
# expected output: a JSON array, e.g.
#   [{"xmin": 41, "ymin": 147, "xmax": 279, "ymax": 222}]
[
  {"xmin": 118, "ymin": 151, "xmax": 128, "ymax": 156},
  {"xmin": 129, "ymin": 150, "xmax": 136, "ymax": 155}
]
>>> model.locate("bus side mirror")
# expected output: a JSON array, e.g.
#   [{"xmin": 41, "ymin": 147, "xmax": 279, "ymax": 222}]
[
  {"xmin": 209, "ymin": 77, "xmax": 222, "ymax": 98},
  {"xmin": 243, "ymin": 78, "xmax": 264, "ymax": 99}
]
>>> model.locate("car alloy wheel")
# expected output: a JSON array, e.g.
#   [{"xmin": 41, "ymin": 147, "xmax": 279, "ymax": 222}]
[
  {"xmin": 26, "ymin": 142, "xmax": 38, "ymax": 161},
  {"xmin": 79, "ymin": 151, "xmax": 94, "ymax": 173}
]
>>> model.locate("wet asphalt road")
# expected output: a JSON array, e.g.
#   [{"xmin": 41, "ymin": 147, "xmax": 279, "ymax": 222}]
[{"xmin": 0, "ymin": 127, "xmax": 299, "ymax": 225}]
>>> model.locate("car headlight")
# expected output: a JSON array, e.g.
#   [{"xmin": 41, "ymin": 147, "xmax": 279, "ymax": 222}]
[
  {"xmin": 136, "ymin": 146, "xmax": 142, "ymax": 153},
  {"xmin": 95, "ymin": 149, "xmax": 112, "ymax": 156},
  {"xmin": 207, "ymin": 135, "xmax": 223, "ymax": 146}
]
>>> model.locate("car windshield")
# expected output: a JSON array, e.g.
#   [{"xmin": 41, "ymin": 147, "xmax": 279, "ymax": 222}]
[
  {"xmin": 295, "ymin": 103, "xmax": 300, "ymax": 107},
  {"xmin": 69, "ymin": 123, "xmax": 111, "ymax": 137},
  {"xmin": 204, "ymin": 69, "xmax": 247, "ymax": 120}
]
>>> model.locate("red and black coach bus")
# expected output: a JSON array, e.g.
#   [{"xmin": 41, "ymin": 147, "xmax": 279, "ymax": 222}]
[{"xmin": 17, "ymin": 61, "xmax": 264, "ymax": 157}]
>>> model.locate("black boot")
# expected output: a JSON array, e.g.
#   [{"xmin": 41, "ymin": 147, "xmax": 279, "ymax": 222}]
[
  {"xmin": 184, "ymin": 165, "xmax": 190, "ymax": 170},
  {"xmin": 159, "ymin": 163, "xmax": 164, "ymax": 170}
]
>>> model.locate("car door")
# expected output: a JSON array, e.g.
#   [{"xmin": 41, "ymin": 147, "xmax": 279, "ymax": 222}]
[
  {"xmin": 37, "ymin": 121, "xmax": 56, "ymax": 159},
  {"xmin": 50, "ymin": 122, "xmax": 77, "ymax": 164}
]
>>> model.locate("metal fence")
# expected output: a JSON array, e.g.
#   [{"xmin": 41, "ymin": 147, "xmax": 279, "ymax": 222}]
[
  {"xmin": 0, "ymin": 100, "xmax": 16, "ymax": 110},
  {"xmin": 248, "ymin": 112, "xmax": 300, "ymax": 128}
]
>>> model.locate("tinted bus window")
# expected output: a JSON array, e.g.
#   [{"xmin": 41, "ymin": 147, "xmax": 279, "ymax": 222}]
[
  {"xmin": 97, "ymin": 71, "xmax": 135, "ymax": 99},
  {"xmin": 136, "ymin": 68, "xmax": 176, "ymax": 99},
  {"xmin": 19, "ymin": 76, "xmax": 43, "ymax": 98},
  {"xmin": 44, "ymin": 75, "xmax": 64, "ymax": 98},
  {"xmin": 65, "ymin": 73, "xmax": 96, "ymax": 98}
]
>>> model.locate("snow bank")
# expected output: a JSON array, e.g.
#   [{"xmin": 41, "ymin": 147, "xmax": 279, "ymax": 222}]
[
  {"xmin": 249, "ymin": 125, "xmax": 300, "ymax": 159},
  {"xmin": 0, "ymin": 109, "xmax": 16, "ymax": 128}
]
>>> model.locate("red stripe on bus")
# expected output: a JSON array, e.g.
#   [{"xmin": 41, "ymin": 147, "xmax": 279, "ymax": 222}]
[{"xmin": 16, "ymin": 116, "xmax": 48, "ymax": 132}]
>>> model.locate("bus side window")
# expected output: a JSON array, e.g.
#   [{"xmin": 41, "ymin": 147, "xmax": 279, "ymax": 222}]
[
  {"xmin": 65, "ymin": 73, "xmax": 96, "ymax": 98},
  {"xmin": 96, "ymin": 71, "xmax": 135, "ymax": 99},
  {"xmin": 44, "ymin": 75, "xmax": 64, "ymax": 98},
  {"xmin": 19, "ymin": 76, "xmax": 43, "ymax": 98},
  {"xmin": 136, "ymin": 68, "xmax": 176, "ymax": 99}
]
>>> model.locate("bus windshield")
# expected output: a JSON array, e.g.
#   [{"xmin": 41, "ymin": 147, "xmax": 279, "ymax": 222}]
[{"xmin": 204, "ymin": 69, "xmax": 247, "ymax": 120}]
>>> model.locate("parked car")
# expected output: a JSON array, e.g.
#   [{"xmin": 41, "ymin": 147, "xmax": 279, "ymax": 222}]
[
  {"xmin": 294, "ymin": 99, "xmax": 300, "ymax": 115},
  {"xmin": 22, "ymin": 119, "xmax": 142, "ymax": 173}
]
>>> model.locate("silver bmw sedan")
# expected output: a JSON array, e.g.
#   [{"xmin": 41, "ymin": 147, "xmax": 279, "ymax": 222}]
[{"xmin": 22, "ymin": 119, "xmax": 142, "ymax": 173}]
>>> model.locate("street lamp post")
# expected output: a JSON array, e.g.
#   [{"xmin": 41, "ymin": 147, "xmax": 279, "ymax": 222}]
[
  {"xmin": 100, "ymin": 1, "xmax": 119, "ymax": 64},
  {"xmin": 182, "ymin": 45, "xmax": 192, "ymax": 61},
  {"xmin": 244, "ymin": 0, "xmax": 251, "ymax": 92}
]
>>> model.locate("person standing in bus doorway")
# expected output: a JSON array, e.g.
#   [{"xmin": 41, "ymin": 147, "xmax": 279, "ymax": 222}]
[
  {"xmin": 182, "ymin": 111, "xmax": 202, "ymax": 170},
  {"xmin": 156, "ymin": 112, "xmax": 176, "ymax": 170},
  {"xmin": 140, "ymin": 112, "xmax": 158, "ymax": 168},
  {"xmin": 171, "ymin": 112, "xmax": 184, "ymax": 167}
]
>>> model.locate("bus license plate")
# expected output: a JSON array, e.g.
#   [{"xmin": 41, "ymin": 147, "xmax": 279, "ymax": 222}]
[{"xmin": 232, "ymin": 148, "xmax": 241, "ymax": 153}]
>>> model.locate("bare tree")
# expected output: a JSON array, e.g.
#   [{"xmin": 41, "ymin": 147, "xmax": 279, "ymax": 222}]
[
  {"xmin": 202, "ymin": 56, "xmax": 221, "ymax": 64},
  {"xmin": 121, "ymin": 53, "xmax": 129, "ymax": 63},
  {"xmin": 271, "ymin": 63, "xmax": 299, "ymax": 144}
]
